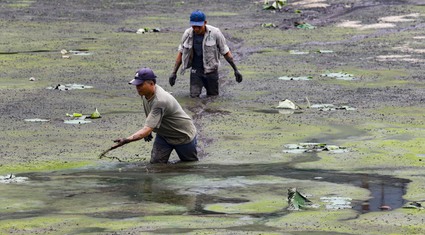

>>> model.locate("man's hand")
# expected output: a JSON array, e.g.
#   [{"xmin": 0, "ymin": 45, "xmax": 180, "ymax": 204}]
[
  {"xmin": 144, "ymin": 133, "xmax": 153, "ymax": 142},
  {"xmin": 169, "ymin": 73, "xmax": 177, "ymax": 86},
  {"xmin": 235, "ymin": 70, "xmax": 243, "ymax": 83},
  {"xmin": 113, "ymin": 138, "xmax": 130, "ymax": 147}
]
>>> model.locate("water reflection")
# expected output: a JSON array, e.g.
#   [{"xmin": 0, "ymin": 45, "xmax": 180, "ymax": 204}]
[
  {"xmin": 3, "ymin": 162, "xmax": 410, "ymax": 221},
  {"xmin": 355, "ymin": 175, "xmax": 407, "ymax": 213}
]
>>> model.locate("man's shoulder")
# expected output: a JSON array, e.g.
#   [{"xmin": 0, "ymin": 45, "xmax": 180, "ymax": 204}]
[
  {"xmin": 206, "ymin": 25, "xmax": 220, "ymax": 32},
  {"xmin": 155, "ymin": 85, "xmax": 175, "ymax": 102},
  {"xmin": 183, "ymin": 27, "xmax": 193, "ymax": 35},
  {"xmin": 206, "ymin": 24, "xmax": 218, "ymax": 29},
  {"xmin": 206, "ymin": 25, "xmax": 225, "ymax": 38}
]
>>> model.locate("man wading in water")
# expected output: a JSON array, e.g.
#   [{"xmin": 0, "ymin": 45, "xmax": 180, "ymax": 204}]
[
  {"xmin": 109, "ymin": 67, "xmax": 198, "ymax": 164},
  {"xmin": 168, "ymin": 10, "xmax": 243, "ymax": 98}
]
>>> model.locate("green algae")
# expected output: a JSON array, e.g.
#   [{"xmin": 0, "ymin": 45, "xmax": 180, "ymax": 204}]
[
  {"xmin": 241, "ymin": 26, "xmax": 361, "ymax": 47},
  {"xmin": 196, "ymin": 110, "xmax": 329, "ymax": 164},
  {"xmin": 1, "ymin": 1, "xmax": 425, "ymax": 234},
  {"xmin": 3, "ymin": 0, "xmax": 34, "ymax": 8},
  {"xmin": 0, "ymin": 160, "xmax": 92, "ymax": 175},
  {"xmin": 205, "ymin": 198, "xmax": 285, "ymax": 214},
  {"xmin": 403, "ymin": 176, "xmax": 425, "ymax": 202}
]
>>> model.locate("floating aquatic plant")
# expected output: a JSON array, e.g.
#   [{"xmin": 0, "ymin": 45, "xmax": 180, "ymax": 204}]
[
  {"xmin": 289, "ymin": 50, "xmax": 309, "ymax": 55},
  {"xmin": 90, "ymin": 108, "xmax": 101, "ymax": 119},
  {"xmin": 263, "ymin": 0, "xmax": 287, "ymax": 10},
  {"xmin": 287, "ymin": 188, "xmax": 317, "ymax": 210},
  {"xmin": 0, "ymin": 174, "xmax": 28, "ymax": 184},
  {"xmin": 278, "ymin": 76, "xmax": 312, "ymax": 80},
  {"xmin": 310, "ymin": 103, "xmax": 357, "ymax": 111},
  {"xmin": 321, "ymin": 196, "xmax": 352, "ymax": 210},
  {"xmin": 275, "ymin": 99, "xmax": 300, "ymax": 110},
  {"xmin": 261, "ymin": 23, "xmax": 277, "ymax": 28},
  {"xmin": 283, "ymin": 143, "xmax": 349, "ymax": 153},
  {"xmin": 24, "ymin": 118, "xmax": 49, "ymax": 122},
  {"xmin": 295, "ymin": 22, "xmax": 316, "ymax": 29},
  {"xmin": 64, "ymin": 119, "xmax": 92, "ymax": 124},
  {"xmin": 46, "ymin": 84, "xmax": 93, "ymax": 91},
  {"xmin": 321, "ymin": 72, "xmax": 357, "ymax": 80},
  {"xmin": 317, "ymin": 50, "xmax": 334, "ymax": 53}
]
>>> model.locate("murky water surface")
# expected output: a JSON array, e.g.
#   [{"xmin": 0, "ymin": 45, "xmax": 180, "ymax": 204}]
[{"xmin": 0, "ymin": 161, "xmax": 409, "ymax": 222}]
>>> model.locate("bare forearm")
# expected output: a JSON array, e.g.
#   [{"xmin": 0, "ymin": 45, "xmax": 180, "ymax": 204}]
[
  {"xmin": 126, "ymin": 126, "xmax": 153, "ymax": 142},
  {"xmin": 172, "ymin": 52, "xmax": 183, "ymax": 74},
  {"xmin": 224, "ymin": 51, "xmax": 238, "ymax": 71}
]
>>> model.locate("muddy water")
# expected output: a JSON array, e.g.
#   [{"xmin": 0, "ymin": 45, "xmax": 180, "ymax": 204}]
[{"xmin": 1, "ymin": 160, "xmax": 409, "ymax": 222}]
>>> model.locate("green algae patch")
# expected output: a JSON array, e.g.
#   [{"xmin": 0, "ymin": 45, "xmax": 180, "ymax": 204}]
[
  {"xmin": 4, "ymin": 1, "xmax": 34, "ymax": 8},
  {"xmin": 0, "ymin": 160, "xmax": 92, "ymax": 175},
  {"xmin": 373, "ymin": 106, "xmax": 425, "ymax": 124},
  {"xmin": 241, "ymin": 26, "xmax": 360, "ymax": 47},
  {"xmin": 295, "ymin": 119, "xmax": 425, "ymax": 172},
  {"xmin": 297, "ymin": 137, "xmax": 424, "ymax": 171},
  {"xmin": 208, "ymin": 11, "xmax": 239, "ymax": 17},
  {"xmin": 0, "ymin": 77, "xmax": 50, "ymax": 89},
  {"xmin": 0, "ymin": 184, "xmax": 46, "ymax": 213},
  {"xmin": 319, "ymin": 67, "xmax": 411, "ymax": 87},
  {"xmin": 139, "ymin": 215, "xmax": 245, "ymax": 230},
  {"xmin": 50, "ymin": 193, "xmax": 187, "ymax": 215},
  {"xmin": 262, "ymin": 183, "xmax": 372, "ymax": 233},
  {"xmin": 266, "ymin": 210, "xmax": 361, "ymax": 234},
  {"xmin": 196, "ymin": 108, "xmax": 332, "ymax": 164},
  {"xmin": 205, "ymin": 197, "xmax": 285, "ymax": 214},
  {"xmin": 350, "ymin": 210, "xmax": 425, "ymax": 235},
  {"xmin": 403, "ymin": 176, "xmax": 425, "ymax": 202},
  {"xmin": 0, "ymin": 214, "xmax": 137, "ymax": 234}
]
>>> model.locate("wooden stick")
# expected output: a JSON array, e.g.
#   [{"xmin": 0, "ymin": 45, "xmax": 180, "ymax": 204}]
[{"xmin": 98, "ymin": 145, "xmax": 120, "ymax": 159}]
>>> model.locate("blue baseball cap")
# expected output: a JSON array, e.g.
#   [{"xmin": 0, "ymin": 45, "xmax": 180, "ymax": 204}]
[
  {"xmin": 190, "ymin": 10, "xmax": 206, "ymax": 26},
  {"xmin": 129, "ymin": 67, "xmax": 157, "ymax": 86}
]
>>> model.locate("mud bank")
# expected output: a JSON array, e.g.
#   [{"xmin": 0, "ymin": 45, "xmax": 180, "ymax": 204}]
[{"xmin": 0, "ymin": 0, "xmax": 424, "ymax": 234}]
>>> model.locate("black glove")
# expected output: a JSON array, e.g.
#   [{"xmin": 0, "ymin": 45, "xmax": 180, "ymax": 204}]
[
  {"xmin": 113, "ymin": 138, "xmax": 130, "ymax": 147},
  {"xmin": 235, "ymin": 70, "xmax": 243, "ymax": 83},
  {"xmin": 144, "ymin": 133, "xmax": 153, "ymax": 142},
  {"xmin": 169, "ymin": 73, "xmax": 177, "ymax": 86}
]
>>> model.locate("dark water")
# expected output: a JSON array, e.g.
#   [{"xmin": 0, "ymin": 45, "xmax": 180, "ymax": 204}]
[{"xmin": 11, "ymin": 161, "xmax": 409, "ymax": 221}]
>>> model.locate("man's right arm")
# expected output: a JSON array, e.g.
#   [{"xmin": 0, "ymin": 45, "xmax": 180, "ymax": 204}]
[
  {"xmin": 113, "ymin": 126, "xmax": 154, "ymax": 147},
  {"xmin": 169, "ymin": 52, "xmax": 182, "ymax": 86}
]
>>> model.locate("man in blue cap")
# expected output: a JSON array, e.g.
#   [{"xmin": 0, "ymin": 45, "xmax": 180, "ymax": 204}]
[
  {"xmin": 111, "ymin": 67, "xmax": 198, "ymax": 164},
  {"xmin": 169, "ymin": 10, "xmax": 243, "ymax": 98}
]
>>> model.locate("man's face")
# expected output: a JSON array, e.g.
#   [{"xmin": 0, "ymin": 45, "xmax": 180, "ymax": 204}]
[
  {"xmin": 136, "ymin": 81, "xmax": 150, "ymax": 96},
  {"xmin": 192, "ymin": 21, "xmax": 206, "ymax": 34}
]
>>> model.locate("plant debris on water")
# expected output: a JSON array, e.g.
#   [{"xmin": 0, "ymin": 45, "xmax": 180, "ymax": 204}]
[
  {"xmin": 24, "ymin": 118, "xmax": 49, "ymax": 122},
  {"xmin": 310, "ymin": 104, "xmax": 357, "ymax": 111},
  {"xmin": 283, "ymin": 143, "xmax": 349, "ymax": 153},
  {"xmin": 287, "ymin": 187, "xmax": 318, "ymax": 210},
  {"xmin": 289, "ymin": 50, "xmax": 309, "ymax": 55},
  {"xmin": 1, "ymin": 0, "xmax": 425, "ymax": 233},
  {"xmin": 321, "ymin": 196, "xmax": 353, "ymax": 210},
  {"xmin": 321, "ymin": 72, "xmax": 357, "ymax": 80},
  {"xmin": 0, "ymin": 174, "xmax": 28, "ymax": 184},
  {"xmin": 46, "ymin": 84, "xmax": 93, "ymax": 91},
  {"xmin": 278, "ymin": 75, "xmax": 313, "ymax": 80}
]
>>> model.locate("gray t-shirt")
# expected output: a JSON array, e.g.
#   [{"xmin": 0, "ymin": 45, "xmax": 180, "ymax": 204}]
[{"xmin": 142, "ymin": 85, "xmax": 197, "ymax": 145}]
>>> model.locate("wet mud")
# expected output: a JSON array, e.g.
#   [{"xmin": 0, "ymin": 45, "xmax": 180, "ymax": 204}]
[
  {"xmin": 0, "ymin": 163, "xmax": 409, "ymax": 230},
  {"xmin": 1, "ymin": 0, "xmax": 425, "ymax": 234}
]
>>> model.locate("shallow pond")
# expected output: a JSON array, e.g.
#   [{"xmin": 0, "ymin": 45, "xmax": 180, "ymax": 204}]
[{"xmin": 0, "ymin": 160, "xmax": 409, "ymax": 224}]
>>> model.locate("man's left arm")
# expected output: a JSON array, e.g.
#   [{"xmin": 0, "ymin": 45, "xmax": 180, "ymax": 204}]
[{"xmin": 224, "ymin": 51, "xmax": 243, "ymax": 83}]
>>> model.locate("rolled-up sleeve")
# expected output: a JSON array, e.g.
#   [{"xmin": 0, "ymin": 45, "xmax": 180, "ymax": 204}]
[
  {"xmin": 216, "ymin": 29, "xmax": 230, "ymax": 55},
  {"xmin": 145, "ymin": 107, "xmax": 163, "ymax": 129}
]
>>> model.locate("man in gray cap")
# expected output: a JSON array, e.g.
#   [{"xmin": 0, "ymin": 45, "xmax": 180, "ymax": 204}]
[
  {"xmin": 169, "ymin": 10, "xmax": 243, "ymax": 98},
  {"xmin": 111, "ymin": 67, "xmax": 198, "ymax": 164}
]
